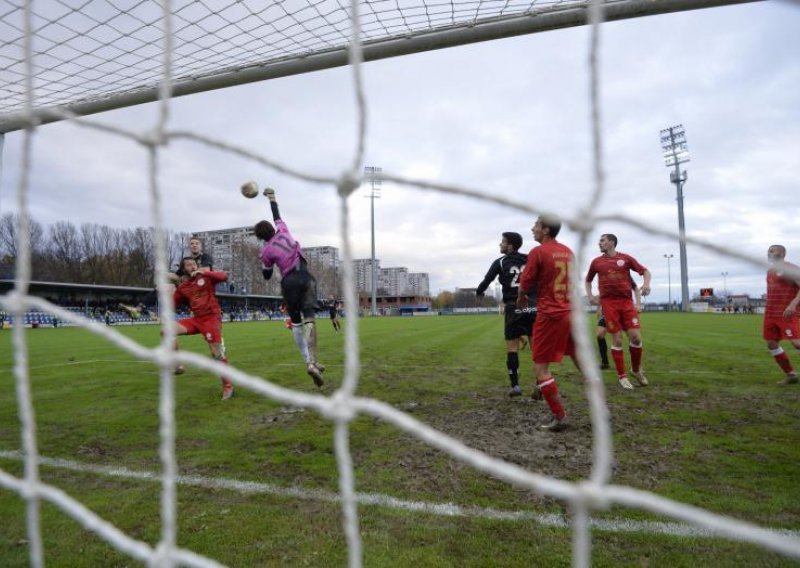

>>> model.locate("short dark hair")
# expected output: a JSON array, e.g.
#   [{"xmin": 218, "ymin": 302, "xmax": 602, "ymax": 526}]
[
  {"xmin": 769, "ymin": 244, "xmax": 786, "ymax": 257},
  {"xmin": 539, "ymin": 214, "xmax": 562, "ymax": 238},
  {"xmin": 180, "ymin": 256, "xmax": 197, "ymax": 272},
  {"xmin": 602, "ymin": 233, "xmax": 618, "ymax": 246},
  {"xmin": 502, "ymin": 232, "xmax": 523, "ymax": 251},
  {"xmin": 254, "ymin": 220, "xmax": 276, "ymax": 241}
]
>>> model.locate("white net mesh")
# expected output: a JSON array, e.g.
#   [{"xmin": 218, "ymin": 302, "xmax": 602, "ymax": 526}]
[
  {"xmin": 2, "ymin": 0, "xmax": 800, "ymax": 567},
  {"xmin": 0, "ymin": 0, "xmax": 759, "ymax": 132}
]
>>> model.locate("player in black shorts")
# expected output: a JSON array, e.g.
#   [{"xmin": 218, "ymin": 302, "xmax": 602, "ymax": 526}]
[
  {"xmin": 328, "ymin": 297, "xmax": 342, "ymax": 333},
  {"xmin": 476, "ymin": 232, "xmax": 537, "ymax": 397}
]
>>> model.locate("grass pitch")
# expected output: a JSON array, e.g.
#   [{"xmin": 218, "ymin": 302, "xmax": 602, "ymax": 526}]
[{"xmin": 1, "ymin": 313, "xmax": 799, "ymax": 566}]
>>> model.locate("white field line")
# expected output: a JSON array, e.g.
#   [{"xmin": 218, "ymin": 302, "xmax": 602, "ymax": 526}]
[
  {"xmin": 1, "ymin": 450, "xmax": 796, "ymax": 540},
  {"xmin": 0, "ymin": 359, "xmax": 723, "ymax": 376}
]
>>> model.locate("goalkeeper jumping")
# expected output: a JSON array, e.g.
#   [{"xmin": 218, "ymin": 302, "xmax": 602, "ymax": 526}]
[{"xmin": 255, "ymin": 188, "xmax": 325, "ymax": 388}]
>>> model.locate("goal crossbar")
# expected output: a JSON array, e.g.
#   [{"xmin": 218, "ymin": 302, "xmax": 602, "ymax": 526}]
[{"xmin": 0, "ymin": 0, "xmax": 761, "ymax": 134}]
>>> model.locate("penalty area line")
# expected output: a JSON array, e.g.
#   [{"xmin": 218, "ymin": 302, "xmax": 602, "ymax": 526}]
[{"xmin": 1, "ymin": 450, "xmax": 796, "ymax": 540}]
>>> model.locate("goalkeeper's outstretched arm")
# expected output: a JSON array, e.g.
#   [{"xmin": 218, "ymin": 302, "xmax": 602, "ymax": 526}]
[{"xmin": 265, "ymin": 187, "xmax": 281, "ymax": 221}]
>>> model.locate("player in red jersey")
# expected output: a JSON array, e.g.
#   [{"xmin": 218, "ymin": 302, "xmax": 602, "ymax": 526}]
[
  {"xmin": 585, "ymin": 234, "xmax": 651, "ymax": 390},
  {"xmin": 763, "ymin": 245, "xmax": 800, "ymax": 385},
  {"xmin": 172, "ymin": 237, "xmax": 215, "ymax": 375},
  {"xmin": 516, "ymin": 215, "xmax": 574, "ymax": 432},
  {"xmin": 172, "ymin": 257, "xmax": 235, "ymax": 400}
]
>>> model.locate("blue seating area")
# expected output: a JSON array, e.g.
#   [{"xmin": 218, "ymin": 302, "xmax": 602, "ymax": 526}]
[
  {"xmin": 3, "ymin": 310, "xmax": 57, "ymax": 327},
  {"xmin": 3, "ymin": 307, "xmax": 159, "ymax": 328}
]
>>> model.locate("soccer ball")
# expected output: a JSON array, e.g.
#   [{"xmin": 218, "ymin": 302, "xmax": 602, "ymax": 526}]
[{"xmin": 240, "ymin": 180, "xmax": 259, "ymax": 198}]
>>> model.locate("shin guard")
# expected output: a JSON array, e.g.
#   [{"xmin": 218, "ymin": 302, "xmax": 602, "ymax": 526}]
[
  {"xmin": 303, "ymin": 320, "xmax": 318, "ymax": 363},
  {"xmin": 292, "ymin": 323, "xmax": 311, "ymax": 363}
]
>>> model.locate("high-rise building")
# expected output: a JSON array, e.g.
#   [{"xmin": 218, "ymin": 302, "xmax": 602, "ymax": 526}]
[
  {"xmin": 303, "ymin": 246, "xmax": 340, "ymax": 270},
  {"xmin": 192, "ymin": 226, "xmax": 258, "ymax": 273},
  {"xmin": 408, "ymin": 272, "xmax": 430, "ymax": 296},
  {"xmin": 379, "ymin": 266, "xmax": 409, "ymax": 296},
  {"xmin": 353, "ymin": 258, "xmax": 380, "ymax": 293}
]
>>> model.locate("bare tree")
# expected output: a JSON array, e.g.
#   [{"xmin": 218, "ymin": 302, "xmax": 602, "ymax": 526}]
[
  {"xmin": 454, "ymin": 288, "xmax": 485, "ymax": 309},
  {"xmin": 47, "ymin": 220, "xmax": 82, "ymax": 281},
  {"xmin": 80, "ymin": 223, "xmax": 116, "ymax": 284},
  {"xmin": 308, "ymin": 259, "xmax": 338, "ymax": 300},
  {"xmin": 127, "ymin": 227, "xmax": 155, "ymax": 286},
  {"xmin": 0, "ymin": 212, "xmax": 46, "ymax": 277},
  {"xmin": 167, "ymin": 230, "xmax": 190, "ymax": 273},
  {"xmin": 0, "ymin": 212, "xmax": 45, "ymax": 261}
]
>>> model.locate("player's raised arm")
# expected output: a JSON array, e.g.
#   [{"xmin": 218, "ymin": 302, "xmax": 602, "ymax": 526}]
[
  {"xmin": 476, "ymin": 259, "xmax": 501, "ymax": 297},
  {"xmin": 205, "ymin": 269, "xmax": 229, "ymax": 284},
  {"xmin": 264, "ymin": 187, "xmax": 281, "ymax": 221}
]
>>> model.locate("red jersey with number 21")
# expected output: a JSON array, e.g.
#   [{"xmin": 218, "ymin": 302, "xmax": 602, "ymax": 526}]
[{"xmin": 519, "ymin": 240, "xmax": 573, "ymax": 316}]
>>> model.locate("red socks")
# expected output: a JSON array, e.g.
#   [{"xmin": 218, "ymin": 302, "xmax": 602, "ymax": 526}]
[
  {"xmin": 629, "ymin": 344, "xmax": 643, "ymax": 373},
  {"xmin": 538, "ymin": 376, "xmax": 566, "ymax": 419},
  {"xmin": 611, "ymin": 347, "xmax": 625, "ymax": 377},
  {"xmin": 220, "ymin": 356, "xmax": 233, "ymax": 389},
  {"xmin": 772, "ymin": 348, "xmax": 795, "ymax": 374}
]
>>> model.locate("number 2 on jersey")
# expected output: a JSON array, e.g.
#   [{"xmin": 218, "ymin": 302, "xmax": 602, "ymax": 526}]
[{"xmin": 554, "ymin": 261, "xmax": 568, "ymax": 296}]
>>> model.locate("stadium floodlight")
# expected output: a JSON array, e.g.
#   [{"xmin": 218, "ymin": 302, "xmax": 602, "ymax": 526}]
[
  {"xmin": 663, "ymin": 254, "xmax": 674, "ymax": 310},
  {"xmin": 660, "ymin": 124, "xmax": 690, "ymax": 312},
  {"xmin": 364, "ymin": 166, "xmax": 382, "ymax": 317},
  {"xmin": 721, "ymin": 271, "xmax": 729, "ymax": 303}
]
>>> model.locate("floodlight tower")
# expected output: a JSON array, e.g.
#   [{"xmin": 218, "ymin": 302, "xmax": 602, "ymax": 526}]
[
  {"xmin": 660, "ymin": 125, "xmax": 690, "ymax": 312},
  {"xmin": 364, "ymin": 166, "xmax": 382, "ymax": 317},
  {"xmin": 721, "ymin": 271, "xmax": 729, "ymax": 303},
  {"xmin": 663, "ymin": 254, "xmax": 674, "ymax": 310}
]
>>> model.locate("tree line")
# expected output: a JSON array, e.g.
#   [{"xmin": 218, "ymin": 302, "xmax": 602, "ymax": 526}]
[
  {"xmin": 0, "ymin": 213, "xmax": 188, "ymax": 288},
  {"xmin": 0, "ymin": 213, "xmax": 342, "ymax": 300}
]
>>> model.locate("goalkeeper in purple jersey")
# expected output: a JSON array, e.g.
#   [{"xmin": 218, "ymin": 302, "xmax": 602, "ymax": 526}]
[{"xmin": 255, "ymin": 188, "xmax": 324, "ymax": 388}]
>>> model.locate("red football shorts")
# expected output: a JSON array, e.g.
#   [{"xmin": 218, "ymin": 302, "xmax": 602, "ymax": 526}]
[
  {"xmin": 178, "ymin": 315, "xmax": 222, "ymax": 344},
  {"xmin": 762, "ymin": 315, "xmax": 800, "ymax": 342},
  {"xmin": 532, "ymin": 312, "xmax": 574, "ymax": 364},
  {"xmin": 600, "ymin": 298, "xmax": 640, "ymax": 334}
]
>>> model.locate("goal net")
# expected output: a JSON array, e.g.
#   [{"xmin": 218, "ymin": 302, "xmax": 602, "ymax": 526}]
[{"xmin": 2, "ymin": 0, "xmax": 798, "ymax": 567}]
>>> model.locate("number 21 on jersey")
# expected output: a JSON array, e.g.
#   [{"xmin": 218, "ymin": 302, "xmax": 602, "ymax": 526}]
[{"xmin": 554, "ymin": 261, "xmax": 568, "ymax": 299}]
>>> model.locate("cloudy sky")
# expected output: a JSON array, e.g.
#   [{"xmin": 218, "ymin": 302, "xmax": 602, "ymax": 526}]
[{"xmin": 0, "ymin": 0, "xmax": 798, "ymax": 303}]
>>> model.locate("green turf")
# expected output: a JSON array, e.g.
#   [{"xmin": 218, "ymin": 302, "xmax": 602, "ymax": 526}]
[{"xmin": 1, "ymin": 313, "xmax": 799, "ymax": 566}]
